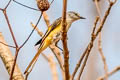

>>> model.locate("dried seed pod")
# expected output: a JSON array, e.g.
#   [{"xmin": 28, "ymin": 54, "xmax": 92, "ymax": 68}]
[{"xmin": 36, "ymin": 0, "xmax": 50, "ymax": 11}]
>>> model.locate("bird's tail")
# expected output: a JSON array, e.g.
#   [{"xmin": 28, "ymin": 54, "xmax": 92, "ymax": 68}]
[
  {"xmin": 24, "ymin": 36, "xmax": 50, "ymax": 74},
  {"xmin": 24, "ymin": 48, "xmax": 42, "ymax": 74}
]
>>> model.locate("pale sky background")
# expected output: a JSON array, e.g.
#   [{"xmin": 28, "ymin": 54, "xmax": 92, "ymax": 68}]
[{"xmin": 0, "ymin": 0, "xmax": 120, "ymax": 80}]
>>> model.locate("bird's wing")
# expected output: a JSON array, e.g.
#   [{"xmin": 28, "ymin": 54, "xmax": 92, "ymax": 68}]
[{"xmin": 35, "ymin": 17, "xmax": 62, "ymax": 46}]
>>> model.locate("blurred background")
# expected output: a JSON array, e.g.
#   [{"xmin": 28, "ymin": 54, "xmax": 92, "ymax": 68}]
[{"xmin": 0, "ymin": 0, "xmax": 120, "ymax": 80}]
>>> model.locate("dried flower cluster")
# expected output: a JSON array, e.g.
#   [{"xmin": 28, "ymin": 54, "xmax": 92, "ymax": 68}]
[{"xmin": 36, "ymin": 0, "xmax": 50, "ymax": 11}]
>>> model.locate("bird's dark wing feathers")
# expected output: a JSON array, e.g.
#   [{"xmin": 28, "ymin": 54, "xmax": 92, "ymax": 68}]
[
  {"xmin": 50, "ymin": 17, "xmax": 62, "ymax": 31},
  {"xmin": 35, "ymin": 17, "xmax": 62, "ymax": 46},
  {"xmin": 35, "ymin": 38, "xmax": 42, "ymax": 46}
]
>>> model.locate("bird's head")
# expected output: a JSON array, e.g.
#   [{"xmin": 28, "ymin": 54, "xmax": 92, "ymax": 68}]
[{"xmin": 66, "ymin": 11, "xmax": 85, "ymax": 23}]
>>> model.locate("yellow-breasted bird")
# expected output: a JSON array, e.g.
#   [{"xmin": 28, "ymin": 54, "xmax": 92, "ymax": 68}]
[{"xmin": 24, "ymin": 11, "xmax": 85, "ymax": 74}]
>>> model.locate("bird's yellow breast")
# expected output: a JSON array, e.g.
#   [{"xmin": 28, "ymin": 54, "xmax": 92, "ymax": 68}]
[
  {"xmin": 48, "ymin": 24, "xmax": 62, "ymax": 39},
  {"xmin": 40, "ymin": 24, "xmax": 62, "ymax": 51}
]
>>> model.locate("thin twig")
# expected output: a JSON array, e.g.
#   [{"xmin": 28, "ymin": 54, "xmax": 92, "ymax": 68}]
[
  {"xmin": 97, "ymin": 66, "xmax": 120, "ymax": 80},
  {"xmin": 98, "ymin": 33, "xmax": 108, "ymax": 80},
  {"xmin": 0, "ymin": 8, "xmax": 3, "ymax": 11},
  {"xmin": 31, "ymin": 22, "xmax": 43, "ymax": 36},
  {"xmin": 3, "ymin": 10, "xmax": 18, "ymax": 47},
  {"xmin": 94, "ymin": 0, "xmax": 102, "ymax": 19},
  {"xmin": 71, "ymin": 17, "xmax": 99, "ymax": 80},
  {"xmin": 4, "ymin": 0, "xmax": 12, "ymax": 9},
  {"xmin": 94, "ymin": 1, "xmax": 108, "ymax": 79},
  {"xmin": 19, "ymin": 12, "xmax": 43, "ymax": 49},
  {"xmin": 77, "ymin": 42, "xmax": 93, "ymax": 80},
  {"xmin": 77, "ymin": 17, "xmax": 99, "ymax": 80},
  {"xmin": 71, "ymin": 44, "xmax": 88, "ymax": 80},
  {"xmin": 92, "ymin": 17, "xmax": 100, "ymax": 35},
  {"xmin": 50, "ymin": 0, "xmax": 55, "ymax": 5},
  {"xmin": 0, "ymin": 41, "xmax": 16, "ymax": 48},
  {"xmin": 95, "ymin": 1, "xmax": 115, "ymax": 37},
  {"xmin": 13, "ymin": 0, "xmax": 39, "ymax": 11}
]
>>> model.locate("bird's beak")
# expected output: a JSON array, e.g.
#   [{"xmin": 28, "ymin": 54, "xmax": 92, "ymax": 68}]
[{"xmin": 80, "ymin": 16, "xmax": 86, "ymax": 19}]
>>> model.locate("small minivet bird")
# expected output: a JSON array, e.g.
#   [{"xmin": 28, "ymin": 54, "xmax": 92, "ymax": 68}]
[{"xmin": 24, "ymin": 11, "xmax": 85, "ymax": 74}]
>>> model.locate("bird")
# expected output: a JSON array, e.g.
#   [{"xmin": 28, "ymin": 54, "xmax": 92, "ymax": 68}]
[{"xmin": 24, "ymin": 11, "xmax": 85, "ymax": 74}]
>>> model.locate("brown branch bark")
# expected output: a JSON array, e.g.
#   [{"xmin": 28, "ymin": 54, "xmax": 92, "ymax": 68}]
[
  {"xmin": 0, "ymin": 32, "xmax": 24, "ymax": 80},
  {"xmin": 62, "ymin": 0, "xmax": 70, "ymax": 80}
]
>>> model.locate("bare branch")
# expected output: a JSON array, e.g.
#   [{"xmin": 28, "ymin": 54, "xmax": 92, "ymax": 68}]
[
  {"xmin": 77, "ymin": 17, "xmax": 99, "ymax": 80},
  {"xmin": 43, "ymin": 12, "xmax": 50, "ymax": 27},
  {"xmin": 4, "ymin": 0, "xmax": 12, "ymax": 10},
  {"xmin": 19, "ymin": 12, "xmax": 43, "ymax": 49},
  {"xmin": 13, "ymin": 0, "xmax": 39, "ymax": 11},
  {"xmin": 94, "ymin": 0, "xmax": 102, "ymax": 19},
  {"xmin": 31, "ymin": 22, "xmax": 43, "ymax": 36},
  {"xmin": 62, "ymin": 0, "xmax": 70, "ymax": 80},
  {"xmin": 3, "ymin": 10, "xmax": 18, "ymax": 48},
  {"xmin": 0, "ymin": 32, "xmax": 24, "ymax": 80},
  {"xmin": 0, "ymin": 8, "xmax": 3, "ymax": 11},
  {"xmin": 71, "ymin": 17, "xmax": 99, "ymax": 80},
  {"xmin": 98, "ymin": 33, "xmax": 108, "ymax": 80},
  {"xmin": 97, "ymin": 66, "xmax": 120, "ymax": 80},
  {"xmin": 0, "ymin": 41, "xmax": 16, "ymax": 48},
  {"xmin": 94, "ymin": 0, "xmax": 108, "ymax": 79}
]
